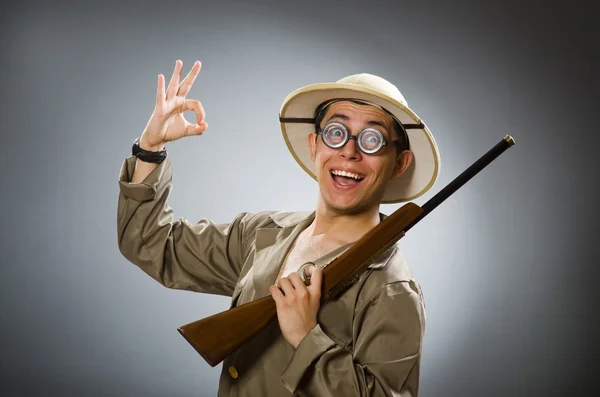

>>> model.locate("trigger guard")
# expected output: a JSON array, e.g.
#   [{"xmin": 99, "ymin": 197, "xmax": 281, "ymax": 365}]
[{"xmin": 298, "ymin": 262, "xmax": 316, "ymax": 283}]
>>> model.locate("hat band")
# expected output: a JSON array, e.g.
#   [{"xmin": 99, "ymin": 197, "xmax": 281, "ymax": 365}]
[{"xmin": 279, "ymin": 115, "xmax": 424, "ymax": 130}]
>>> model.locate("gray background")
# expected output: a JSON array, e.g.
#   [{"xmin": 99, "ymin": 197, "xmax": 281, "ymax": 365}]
[{"xmin": 1, "ymin": 0, "xmax": 598, "ymax": 396}]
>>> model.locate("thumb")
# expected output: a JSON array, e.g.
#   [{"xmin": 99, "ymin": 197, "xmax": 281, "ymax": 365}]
[{"xmin": 305, "ymin": 266, "xmax": 323, "ymax": 296}]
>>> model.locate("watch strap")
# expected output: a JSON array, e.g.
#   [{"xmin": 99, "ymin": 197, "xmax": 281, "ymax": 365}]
[{"xmin": 132, "ymin": 137, "xmax": 167, "ymax": 164}]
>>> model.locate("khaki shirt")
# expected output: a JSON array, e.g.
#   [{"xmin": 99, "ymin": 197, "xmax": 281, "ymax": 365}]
[{"xmin": 117, "ymin": 155, "xmax": 426, "ymax": 396}]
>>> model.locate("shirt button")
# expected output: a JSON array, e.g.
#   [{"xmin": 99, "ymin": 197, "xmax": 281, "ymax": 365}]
[{"xmin": 228, "ymin": 366, "xmax": 239, "ymax": 379}]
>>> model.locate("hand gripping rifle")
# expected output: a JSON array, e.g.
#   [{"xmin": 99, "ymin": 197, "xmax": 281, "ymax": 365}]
[{"xmin": 177, "ymin": 135, "xmax": 516, "ymax": 367}]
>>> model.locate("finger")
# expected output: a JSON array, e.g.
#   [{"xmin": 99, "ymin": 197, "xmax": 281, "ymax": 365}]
[
  {"xmin": 184, "ymin": 121, "xmax": 208, "ymax": 137},
  {"xmin": 305, "ymin": 266, "xmax": 323, "ymax": 293},
  {"xmin": 269, "ymin": 285, "xmax": 284, "ymax": 303},
  {"xmin": 177, "ymin": 60, "xmax": 201, "ymax": 97},
  {"xmin": 156, "ymin": 74, "xmax": 166, "ymax": 106},
  {"xmin": 166, "ymin": 60, "xmax": 183, "ymax": 101},
  {"xmin": 182, "ymin": 99, "xmax": 206, "ymax": 122},
  {"xmin": 288, "ymin": 273, "xmax": 310, "ymax": 301},
  {"xmin": 278, "ymin": 277, "xmax": 295, "ymax": 296},
  {"xmin": 288, "ymin": 272, "xmax": 308, "ymax": 291}
]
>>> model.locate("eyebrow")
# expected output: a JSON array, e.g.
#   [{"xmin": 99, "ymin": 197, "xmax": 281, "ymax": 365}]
[{"xmin": 327, "ymin": 113, "xmax": 390, "ymax": 131}]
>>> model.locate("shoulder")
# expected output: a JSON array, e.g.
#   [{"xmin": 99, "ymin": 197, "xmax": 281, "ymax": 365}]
[
  {"xmin": 355, "ymin": 245, "xmax": 425, "ymax": 313},
  {"xmin": 233, "ymin": 210, "xmax": 313, "ymax": 226},
  {"xmin": 228, "ymin": 210, "xmax": 313, "ymax": 237},
  {"xmin": 266, "ymin": 210, "xmax": 314, "ymax": 228}
]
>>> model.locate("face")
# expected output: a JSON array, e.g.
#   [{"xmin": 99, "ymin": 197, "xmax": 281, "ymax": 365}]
[{"xmin": 308, "ymin": 101, "xmax": 413, "ymax": 215}]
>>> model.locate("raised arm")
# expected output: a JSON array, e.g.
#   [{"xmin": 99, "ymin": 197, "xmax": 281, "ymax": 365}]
[{"xmin": 117, "ymin": 60, "xmax": 262, "ymax": 296}]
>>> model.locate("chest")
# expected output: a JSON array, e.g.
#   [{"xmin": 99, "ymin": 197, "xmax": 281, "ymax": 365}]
[{"xmin": 277, "ymin": 236, "xmax": 343, "ymax": 280}]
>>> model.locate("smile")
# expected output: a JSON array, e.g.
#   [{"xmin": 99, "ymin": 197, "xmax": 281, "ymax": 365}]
[{"xmin": 329, "ymin": 169, "xmax": 365, "ymax": 187}]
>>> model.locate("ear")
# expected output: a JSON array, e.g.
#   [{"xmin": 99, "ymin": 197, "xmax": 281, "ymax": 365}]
[
  {"xmin": 308, "ymin": 132, "xmax": 318, "ymax": 162},
  {"xmin": 392, "ymin": 150, "xmax": 413, "ymax": 178}
]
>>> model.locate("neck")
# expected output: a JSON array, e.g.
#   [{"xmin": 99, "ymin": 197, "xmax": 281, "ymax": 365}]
[{"xmin": 307, "ymin": 200, "xmax": 382, "ymax": 244}]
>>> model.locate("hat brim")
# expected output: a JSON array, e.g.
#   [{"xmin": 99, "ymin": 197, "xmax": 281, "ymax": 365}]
[{"xmin": 279, "ymin": 82, "xmax": 441, "ymax": 204}]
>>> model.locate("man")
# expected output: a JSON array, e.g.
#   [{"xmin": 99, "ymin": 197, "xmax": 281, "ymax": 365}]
[{"xmin": 117, "ymin": 59, "xmax": 440, "ymax": 396}]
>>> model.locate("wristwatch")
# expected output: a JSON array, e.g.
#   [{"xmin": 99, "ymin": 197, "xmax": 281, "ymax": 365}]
[{"xmin": 132, "ymin": 137, "xmax": 167, "ymax": 164}]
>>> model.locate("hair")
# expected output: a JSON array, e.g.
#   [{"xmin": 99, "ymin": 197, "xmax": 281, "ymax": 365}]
[{"xmin": 313, "ymin": 100, "xmax": 410, "ymax": 154}]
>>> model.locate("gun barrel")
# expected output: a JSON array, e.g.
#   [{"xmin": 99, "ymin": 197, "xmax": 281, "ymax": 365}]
[{"xmin": 405, "ymin": 135, "xmax": 516, "ymax": 232}]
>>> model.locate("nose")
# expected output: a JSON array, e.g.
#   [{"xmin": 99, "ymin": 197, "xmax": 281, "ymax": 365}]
[{"xmin": 339, "ymin": 136, "xmax": 361, "ymax": 160}]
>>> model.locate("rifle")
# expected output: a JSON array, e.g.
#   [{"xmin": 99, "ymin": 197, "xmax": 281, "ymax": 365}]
[{"xmin": 177, "ymin": 135, "xmax": 516, "ymax": 367}]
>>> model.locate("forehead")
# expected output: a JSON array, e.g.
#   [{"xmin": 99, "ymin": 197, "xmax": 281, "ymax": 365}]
[{"xmin": 321, "ymin": 101, "xmax": 394, "ymax": 126}]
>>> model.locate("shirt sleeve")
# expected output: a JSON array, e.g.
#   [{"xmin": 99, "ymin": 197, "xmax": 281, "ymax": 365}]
[
  {"xmin": 280, "ymin": 280, "xmax": 426, "ymax": 396},
  {"xmin": 116, "ymin": 154, "xmax": 267, "ymax": 297}
]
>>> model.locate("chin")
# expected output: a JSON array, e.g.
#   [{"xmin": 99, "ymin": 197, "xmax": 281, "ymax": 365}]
[{"xmin": 322, "ymin": 195, "xmax": 375, "ymax": 216}]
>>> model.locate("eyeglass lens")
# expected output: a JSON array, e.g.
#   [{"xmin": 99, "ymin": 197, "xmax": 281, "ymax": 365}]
[{"xmin": 321, "ymin": 122, "xmax": 385, "ymax": 153}]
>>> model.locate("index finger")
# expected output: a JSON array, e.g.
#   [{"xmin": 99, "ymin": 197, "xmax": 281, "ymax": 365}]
[{"xmin": 183, "ymin": 99, "xmax": 206, "ymax": 122}]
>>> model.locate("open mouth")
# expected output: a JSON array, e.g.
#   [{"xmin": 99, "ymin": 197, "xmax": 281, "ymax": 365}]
[{"xmin": 330, "ymin": 169, "xmax": 365, "ymax": 186}]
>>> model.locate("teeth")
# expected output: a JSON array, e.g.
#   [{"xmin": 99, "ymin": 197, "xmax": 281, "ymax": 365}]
[{"xmin": 331, "ymin": 170, "xmax": 363, "ymax": 180}]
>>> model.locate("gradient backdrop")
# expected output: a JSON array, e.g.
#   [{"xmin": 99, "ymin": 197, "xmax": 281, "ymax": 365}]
[{"xmin": 1, "ymin": 0, "xmax": 598, "ymax": 396}]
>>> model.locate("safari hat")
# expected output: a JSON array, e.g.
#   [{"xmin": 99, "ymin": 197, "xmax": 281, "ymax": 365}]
[{"xmin": 279, "ymin": 73, "xmax": 440, "ymax": 203}]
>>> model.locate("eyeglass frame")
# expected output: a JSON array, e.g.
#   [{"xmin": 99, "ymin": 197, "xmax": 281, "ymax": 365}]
[
  {"xmin": 316, "ymin": 121, "xmax": 399, "ymax": 155},
  {"xmin": 313, "ymin": 99, "xmax": 411, "ymax": 153}
]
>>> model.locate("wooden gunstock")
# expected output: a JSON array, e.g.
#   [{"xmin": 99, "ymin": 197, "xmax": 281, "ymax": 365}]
[
  {"xmin": 178, "ymin": 135, "xmax": 516, "ymax": 367},
  {"xmin": 178, "ymin": 295, "xmax": 276, "ymax": 367}
]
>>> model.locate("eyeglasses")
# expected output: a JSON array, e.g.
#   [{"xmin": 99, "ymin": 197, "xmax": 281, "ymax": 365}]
[{"xmin": 317, "ymin": 121, "xmax": 399, "ymax": 155}]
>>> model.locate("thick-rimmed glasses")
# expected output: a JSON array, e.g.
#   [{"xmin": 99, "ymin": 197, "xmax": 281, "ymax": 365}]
[{"xmin": 317, "ymin": 121, "xmax": 398, "ymax": 155}]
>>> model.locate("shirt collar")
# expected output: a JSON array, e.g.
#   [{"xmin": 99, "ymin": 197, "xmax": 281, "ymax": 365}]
[
  {"xmin": 268, "ymin": 210, "xmax": 389, "ymax": 228},
  {"xmin": 268, "ymin": 211, "xmax": 315, "ymax": 228}
]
